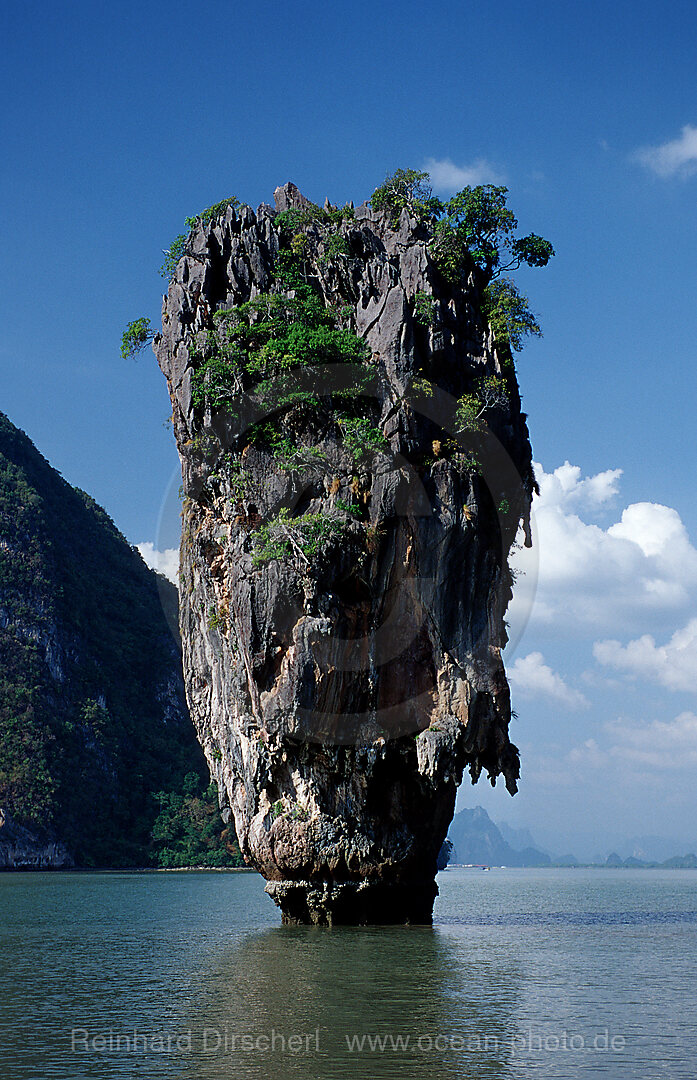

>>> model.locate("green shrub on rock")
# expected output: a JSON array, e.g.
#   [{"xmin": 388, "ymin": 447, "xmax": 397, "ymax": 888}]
[
  {"xmin": 120, "ymin": 317, "xmax": 154, "ymax": 361},
  {"xmin": 482, "ymin": 278, "xmax": 542, "ymax": 351},
  {"xmin": 370, "ymin": 169, "xmax": 443, "ymax": 228}
]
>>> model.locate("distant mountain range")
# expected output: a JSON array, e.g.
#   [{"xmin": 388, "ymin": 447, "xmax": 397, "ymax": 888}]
[
  {"xmin": 448, "ymin": 807, "xmax": 554, "ymax": 867},
  {"xmin": 447, "ymin": 807, "xmax": 697, "ymax": 868}
]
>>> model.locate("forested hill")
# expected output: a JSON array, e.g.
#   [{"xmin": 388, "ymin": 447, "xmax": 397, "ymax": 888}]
[{"xmin": 0, "ymin": 411, "xmax": 240, "ymax": 868}]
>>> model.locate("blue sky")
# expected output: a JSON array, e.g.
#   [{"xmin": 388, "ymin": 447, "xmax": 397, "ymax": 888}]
[{"xmin": 2, "ymin": 0, "xmax": 696, "ymax": 856}]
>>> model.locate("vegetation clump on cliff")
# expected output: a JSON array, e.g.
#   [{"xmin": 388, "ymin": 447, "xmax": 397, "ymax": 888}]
[
  {"xmin": 370, "ymin": 169, "xmax": 553, "ymax": 353},
  {"xmin": 138, "ymin": 171, "xmax": 553, "ymax": 577},
  {"xmin": 121, "ymin": 316, "xmax": 155, "ymax": 361},
  {"xmin": 192, "ymin": 277, "xmax": 370, "ymax": 413}
]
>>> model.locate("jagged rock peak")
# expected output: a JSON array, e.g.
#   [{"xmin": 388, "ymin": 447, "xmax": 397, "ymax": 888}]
[
  {"xmin": 273, "ymin": 181, "xmax": 318, "ymax": 213},
  {"xmin": 156, "ymin": 182, "xmax": 535, "ymax": 924}
]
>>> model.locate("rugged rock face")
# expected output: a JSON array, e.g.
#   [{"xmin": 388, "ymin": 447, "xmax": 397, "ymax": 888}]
[{"xmin": 156, "ymin": 183, "xmax": 535, "ymax": 923}]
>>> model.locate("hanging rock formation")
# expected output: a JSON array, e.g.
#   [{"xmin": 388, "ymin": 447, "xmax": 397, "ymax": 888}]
[{"xmin": 156, "ymin": 183, "xmax": 535, "ymax": 924}]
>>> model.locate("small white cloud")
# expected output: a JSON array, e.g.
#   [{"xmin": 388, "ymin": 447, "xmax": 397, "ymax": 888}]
[
  {"xmin": 607, "ymin": 501, "xmax": 693, "ymax": 560},
  {"xmin": 606, "ymin": 711, "xmax": 697, "ymax": 770},
  {"xmin": 594, "ymin": 619, "xmax": 697, "ymax": 693},
  {"xmin": 508, "ymin": 651, "xmax": 589, "ymax": 709},
  {"xmin": 137, "ymin": 542, "xmax": 179, "ymax": 585},
  {"xmin": 633, "ymin": 123, "xmax": 697, "ymax": 178},
  {"xmin": 567, "ymin": 737, "xmax": 607, "ymax": 769},
  {"xmin": 424, "ymin": 156, "xmax": 504, "ymax": 193}
]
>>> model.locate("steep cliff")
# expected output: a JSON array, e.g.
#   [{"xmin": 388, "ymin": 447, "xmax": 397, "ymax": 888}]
[
  {"xmin": 156, "ymin": 183, "xmax": 535, "ymax": 923},
  {"xmin": 0, "ymin": 412, "xmax": 210, "ymax": 866}
]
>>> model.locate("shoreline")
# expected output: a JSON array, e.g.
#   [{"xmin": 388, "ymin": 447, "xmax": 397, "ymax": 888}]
[{"xmin": 0, "ymin": 865, "xmax": 257, "ymax": 874}]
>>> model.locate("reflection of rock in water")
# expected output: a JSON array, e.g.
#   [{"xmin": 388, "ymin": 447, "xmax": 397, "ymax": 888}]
[{"xmin": 177, "ymin": 926, "xmax": 520, "ymax": 1078}]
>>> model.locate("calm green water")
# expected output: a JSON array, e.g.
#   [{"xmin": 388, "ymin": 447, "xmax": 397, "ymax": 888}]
[{"xmin": 1, "ymin": 868, "xmax": 695, "ymax": 1079}]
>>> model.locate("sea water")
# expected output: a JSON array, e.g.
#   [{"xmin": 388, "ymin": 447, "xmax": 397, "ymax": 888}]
[{"xmin": 0, "ymin": 867, "xmax": 695, "ymax": 1079}]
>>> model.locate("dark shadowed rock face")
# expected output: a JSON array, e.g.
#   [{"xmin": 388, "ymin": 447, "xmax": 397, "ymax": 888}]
[
  {"xmin": 0, "ymin": 810, "xmax": 72, "ymax": 869},
  {"xmin": 156, "ymin": 183, "xmax": 535, "ymax": 924}
]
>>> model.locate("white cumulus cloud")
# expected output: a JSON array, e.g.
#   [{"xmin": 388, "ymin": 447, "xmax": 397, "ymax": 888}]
[
  {"xmin": 508, "ymin": 651, "xmax": 589, "ymax": 709},
  {"xmin": 594, "ymin": 619, "xmax": 697, "ymax": 693},
  {"xmin": 537, "ymin": 461, "xmax": 622, "ymax": 512},
  {"xmin": 508, "ymin": 462, "xmax": 697, "ymax": 637},
  {"xmin": 424, "ymin": 156, "xmax": 504, "ymax": 193},
  {"xmin": 137, "ymin": 542, "xmax": 179, "ymax": 585},
  {"xmin": 633, "ymin": 123, "xmax": 697, "ymax": 178}
]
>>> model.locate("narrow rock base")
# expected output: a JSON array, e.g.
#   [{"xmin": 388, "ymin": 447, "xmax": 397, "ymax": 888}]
[{"xmin": 265, "ymin": 878, "xmax": 438, "ymax": 926}]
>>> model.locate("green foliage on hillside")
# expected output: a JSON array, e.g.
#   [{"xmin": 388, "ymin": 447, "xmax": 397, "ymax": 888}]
[
  {"xmin": 338, "ymin": 416, "xmax": 388, "ymax": 463},
  {"xmin": 436, "ymin": 184, "xmax": 554, "ymax": 281},
  {"xmin": 369, "ymin": 168, "xmax": 443, "ymax": 228},
  {"xmin": 274, "ymin": 200, "xmax": 354, "ymax": 234},
  {"xmin": 482, "ymin": 279, "xmax": 542, "ymax": 351},
  {"xmin": 371, "ymin": 171, "xmax": 553, "ymax": 282},
  {"xmin": 252, "ymin": 506, "xmax": 349, "ymax": 567},
  {"xmin": 0, "ymin": 412, "xmax": 234, "ymax": 867},
  {"xmin": 413, "ymin": 290, "xmax": 437, "ymax": 326},
  {"xmin": 160, "ymin": 233, "xmax": 189, "ymax": 280},
  {"xmin": 150, "ymin": 773, "xmax": 244, "ymax": 868},
  {"xmin": 185, "ymin": 196, "xmax": 239, "ymax": 230},
  {"xmin": 455, "ymin": 376, "xmax": 510, "ymax": 435}
]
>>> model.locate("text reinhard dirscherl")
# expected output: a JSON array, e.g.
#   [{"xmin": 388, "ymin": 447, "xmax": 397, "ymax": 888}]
[{"xmin": 70, "ymin": 1027, "xmax": 626, "ymax": 1056}]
